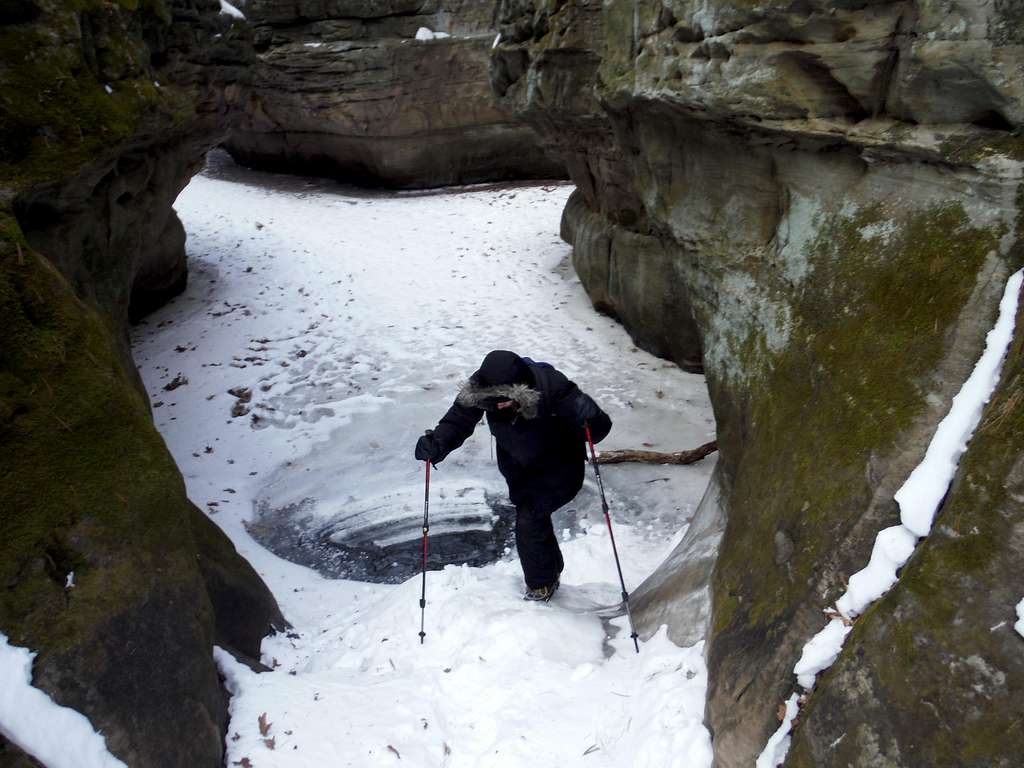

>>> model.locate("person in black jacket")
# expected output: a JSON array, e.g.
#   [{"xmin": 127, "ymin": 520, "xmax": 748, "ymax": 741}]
[{"xmin": 415, "ymin": 350, "xmax": 612, "ymax": 601}]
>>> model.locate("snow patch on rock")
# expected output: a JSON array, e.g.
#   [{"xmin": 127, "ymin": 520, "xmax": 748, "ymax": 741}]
[
  {"xmin": 415, "ymin": 27, "xmax": 450, "ymax": 40},
  {"xmin": 896, "ymin": 268, "xmax": 1023, "ymax": 537},
  {"xmin": 219, "ymin": 0, "xmax": 244, "ymax": 19},
  {"xmin": 0, "ymin": 633, "xmax": 127, "ymax": 768},
  {"xmin": 755, "ymin": 693, "xmax": 800, "ymax": 768},
  {"xmin": 793, "ymin": 619, "xmax": 852, "ymax": 690},
  {"xmin": 835, "ymin": 525, "xmax": 917, "ymax": 618}
]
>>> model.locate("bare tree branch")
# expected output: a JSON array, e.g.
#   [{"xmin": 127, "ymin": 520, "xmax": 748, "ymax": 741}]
[{"xmin": 594, "ymin": 440, "xmax": 718, "ymax": 466}]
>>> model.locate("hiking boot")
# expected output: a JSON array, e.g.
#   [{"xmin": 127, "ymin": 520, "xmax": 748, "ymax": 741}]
[{"xmin": 523, "ymin": 578, "xmax": 560, "ymax": 602}]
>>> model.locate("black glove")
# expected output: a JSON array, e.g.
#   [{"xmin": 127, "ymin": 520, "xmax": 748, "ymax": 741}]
[
  {"xmin": 571, "ymin": 392, "xmax": 612, "ymax": 443},
  {"xmin": 415, "ymin": 430, "xmax": 441, "ymax": 463}
]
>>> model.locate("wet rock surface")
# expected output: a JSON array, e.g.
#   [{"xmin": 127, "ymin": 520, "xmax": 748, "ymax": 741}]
[
  {"xmin": 225, "ymin": 0, "xmax": 566, "ymax": 187},
  {"xmin": 493, "ymin": 0, "xmax": 1024, "ymax": 764}
]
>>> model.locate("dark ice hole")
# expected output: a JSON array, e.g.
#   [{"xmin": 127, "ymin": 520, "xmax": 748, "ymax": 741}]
[
  {"xmin": 248, "ymin": 494, "xmax": 520, "ymax": 584},
  {"xmin": 247, "ymin": 481, "xmax": 647, "ymax": 585}
]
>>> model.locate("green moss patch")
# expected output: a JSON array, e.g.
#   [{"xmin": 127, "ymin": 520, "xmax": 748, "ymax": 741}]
[
  {"xmin": 787, "ymin": 282, "xmax": 1024, "ymax": 766},
  {"xmin": 939, "ymin": 130, "xmax": 1024, "ymax": 166},
  {"xmin": 0, "ymin": 214, "xmax": 199, "ymax": 652},
  {"xmin": 712, "ymin": 201, "xmax": 1002, "ymax": 638},
  {"xmin": 0, "ymin": 2, "xmax": 187, "ymax": 190}
]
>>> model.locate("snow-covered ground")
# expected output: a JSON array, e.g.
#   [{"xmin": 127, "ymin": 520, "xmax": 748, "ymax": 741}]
[{"xmin": 132, "ymin": 152, "xmax": 717, "ymax": 767}]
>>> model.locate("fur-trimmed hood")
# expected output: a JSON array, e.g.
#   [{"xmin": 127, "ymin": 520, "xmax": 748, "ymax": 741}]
[{"xmin": 455, "ymin": 379, "xmax": 542, "ymax": 419}]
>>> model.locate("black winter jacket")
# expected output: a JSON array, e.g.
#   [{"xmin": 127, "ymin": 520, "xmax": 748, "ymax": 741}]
[{"xmin": 430, "ymin": 360, "xmax": 611, "ymax": 514}]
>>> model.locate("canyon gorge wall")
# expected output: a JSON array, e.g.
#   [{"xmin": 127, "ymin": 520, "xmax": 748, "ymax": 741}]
[
  {"xmin": 224, "ymin": 0, "xmax": 566, "ymax": 186},
  {"xmin": 3, "ymin": 0, "xmax": 1022, "ymax": 765},
  {"xmin": 492, "ymin": 0, "xmax": 1024, "ymax": 764},
  {"xmin": 1, "ymin": 2, "xmax": 284, "ymax": 766}
]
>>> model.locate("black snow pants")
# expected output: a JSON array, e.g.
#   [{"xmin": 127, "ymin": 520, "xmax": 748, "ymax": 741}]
[{"xmin": 515, "ymin": 506, "xmax": 564, "ymax": 589}]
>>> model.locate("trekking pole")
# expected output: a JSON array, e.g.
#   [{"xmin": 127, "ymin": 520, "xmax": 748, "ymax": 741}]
[
  {"xmin": 585, "ymin": 422, "xmax": 640, "ymax": 653},
  {"xmin": 418, "ymin": 460, "xmax": 431, "ymax": 644}
]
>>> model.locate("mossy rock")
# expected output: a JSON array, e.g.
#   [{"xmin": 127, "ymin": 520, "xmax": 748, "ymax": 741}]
[
  {"xmin": 702, "ymin": 193, "xmax": 1016, "ymax": 765},
  {"xmin": 0, "ymin": 217, "xmax": 283, "ymax": 766},
  {"xmin": 191, "ymin": 501, "xmax": 287, "ymax": 664},
  {"xmin": 0, "ymin": 0, "xmax": 238, "ymax": 195},
  {"xmin": 786, "ymin": 290, "xmax": 1024, "ymax": 767},
  {"xmin": 712, "ymin": 201, "xmax": 1003, "ymax": 632},
  {"xmin": 0, "ymin": 738, "xmax": 45, "ymax": 768},
  {"xmin": 0, "ymin": 3, "xmax": 283, "ymax": 763}
]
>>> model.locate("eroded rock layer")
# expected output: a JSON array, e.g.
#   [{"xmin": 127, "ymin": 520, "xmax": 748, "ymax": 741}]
[
  {"xmin": 225, "ymin": 0, "xmax": 566, "ymax": 187},
  {"xmin": 493, "ymin": 0, "xmax": 1024, "ymax": 765},
  {"xmin": 0, "ymin": 2, "xmax": 284, "ymax": 766}
]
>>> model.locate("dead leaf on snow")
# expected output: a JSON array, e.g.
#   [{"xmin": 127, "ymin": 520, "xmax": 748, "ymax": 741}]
[
  {"xmin": 258, "ymin": 712, "xmax": 272, "ymax": 736},
  {"xmin": 387, "ymin": 744, "xmax": 401, "ymax": 759},
  {"xmin": 163, "ymin": 373, "xmax": 188, "ymax": 391},
  {"xmin": 263, "ymin": 737, "xmax": 275, "ymax": 750},
  {"xmin": 229, "ymin": 386, "xmax": 253, "ymax": 402}
]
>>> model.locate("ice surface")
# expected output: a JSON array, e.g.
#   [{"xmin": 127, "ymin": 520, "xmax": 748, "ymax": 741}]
[
  {"xmin": 133, "ymin": 153, "xmax": 718, "ymax": 766},
  {"xmin": 1016, "ymin": 599, "xmax": 1024, "ymax": 639},
  {"xmin": 0, "ymin": 633, "xmax": 126, "ymax": 768}
]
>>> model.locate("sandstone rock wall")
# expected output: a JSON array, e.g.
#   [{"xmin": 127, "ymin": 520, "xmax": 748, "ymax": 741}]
[
  {"xmin": 494, "ymin": 0, "xmax": 1024, "ymax": 764},
  {"xmin": 224, "ymin": 0, "xmax": 566, "ymax": 187},
  {"xmin": 0, "ymin": 2, "xmax": 284, "ymax": 766}
]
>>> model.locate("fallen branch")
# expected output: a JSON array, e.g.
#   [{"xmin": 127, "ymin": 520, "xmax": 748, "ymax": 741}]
[{"xmin": 595, "ymin": 440, "xmax": 718, "ymax": 466}]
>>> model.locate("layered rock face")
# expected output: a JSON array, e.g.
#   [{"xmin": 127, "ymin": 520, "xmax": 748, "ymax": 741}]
[
  {"xmin": 224, "ymin": 0, "xmax": 566, "ymax": 187},
  {"xmin": 0, "ymin": 2, "xmax": 284, "ymax": 766},
  {"xmin": 494, "ymin": 0, "xmax": 1024, "ymax": 765}
]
